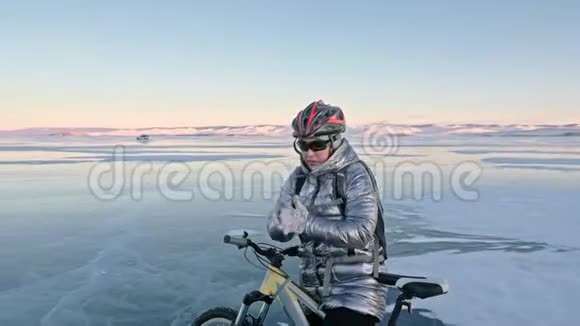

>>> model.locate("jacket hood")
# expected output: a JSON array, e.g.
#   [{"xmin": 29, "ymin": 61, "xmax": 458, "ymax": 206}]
[{"xmin": 300, "ymin": 138, "xmax": 360, "ymax": 176}]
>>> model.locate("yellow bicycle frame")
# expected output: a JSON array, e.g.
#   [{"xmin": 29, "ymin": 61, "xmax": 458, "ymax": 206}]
[{"xmin": 234, "ymin": 265, "xmax": 325, "ymax": 326}]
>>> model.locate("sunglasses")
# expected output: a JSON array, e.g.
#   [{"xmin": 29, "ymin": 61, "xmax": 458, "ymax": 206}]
[{"xmin": 296, "ymin": 139, "xmax": 330, "ymax": 152}]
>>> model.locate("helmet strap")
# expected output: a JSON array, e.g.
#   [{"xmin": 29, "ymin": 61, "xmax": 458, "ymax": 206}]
[
  {"xmin": 328, "ymin": 135, "xmax": 334, "ymax": 155},
  {"xmin": 293, "ymin": 138, "xmax": 302, "ymax": 156}
]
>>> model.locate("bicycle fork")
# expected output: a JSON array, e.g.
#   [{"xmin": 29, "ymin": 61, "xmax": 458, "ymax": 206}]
[{"xmin": 234, "ymin": 290, "xmax": 274, "ymax": 326}]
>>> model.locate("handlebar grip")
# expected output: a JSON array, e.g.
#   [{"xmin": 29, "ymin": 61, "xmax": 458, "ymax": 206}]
[{"xmin": 223, "ymin": 235, "xmax": 249, "ymax": 248}]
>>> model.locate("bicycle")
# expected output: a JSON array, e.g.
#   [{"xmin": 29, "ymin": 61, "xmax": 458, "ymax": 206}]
[{"xmin": 192, "ymin": 232, "xmax": 448, "ymax": 326}]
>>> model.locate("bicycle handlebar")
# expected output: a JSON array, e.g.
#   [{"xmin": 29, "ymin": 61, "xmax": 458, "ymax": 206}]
[
  {"xmin": 223, "ymin": 234, "xmax": 299, "ymax": 267},
  {"xmin": 223, "ymin": 235, "xmax": 249, "ymax": 248},
  {"xmin": 223, "ymin": 235, "xmax": 274, "ymax": 258}
]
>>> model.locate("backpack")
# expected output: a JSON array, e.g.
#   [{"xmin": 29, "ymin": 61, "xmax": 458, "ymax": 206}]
[{"xmin": 294, "ymin": 160, "xmax": 388, "ymax": 263}]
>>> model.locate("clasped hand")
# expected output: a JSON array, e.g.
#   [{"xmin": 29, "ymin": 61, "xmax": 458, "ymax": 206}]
[{"xmin": 275, "ymin": 195, "xmax": 310, "ymax": 236}]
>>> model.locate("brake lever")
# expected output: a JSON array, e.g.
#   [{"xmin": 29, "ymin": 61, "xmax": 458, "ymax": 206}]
[{"xmin": 281, "ymin": 246, "xmax": 300, "ymax": 257}]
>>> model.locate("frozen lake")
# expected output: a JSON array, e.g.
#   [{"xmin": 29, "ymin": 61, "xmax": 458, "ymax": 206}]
[{"xmin": 0, "ymin": 130, "xmax": 579, "ymax": 326}]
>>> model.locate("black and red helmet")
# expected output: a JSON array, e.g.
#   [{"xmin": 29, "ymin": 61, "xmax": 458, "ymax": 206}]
[{"xmin": 291, "ymin": 100, "xmax": 346, "ymax": 138}]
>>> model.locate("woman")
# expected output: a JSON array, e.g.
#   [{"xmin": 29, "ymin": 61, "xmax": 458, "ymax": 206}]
[{"xmin": 267, "ymin": 100, "xmax": 388, "ymax": 326}]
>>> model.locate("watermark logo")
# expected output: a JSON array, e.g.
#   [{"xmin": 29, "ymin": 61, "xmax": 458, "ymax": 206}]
[
  {"xmin": 86, "ymin": 144, "xmax": 483, "ymax": 203},
  {"xmin": 361, "ymin": 124, "xmax": 400, "ymax": 156}
]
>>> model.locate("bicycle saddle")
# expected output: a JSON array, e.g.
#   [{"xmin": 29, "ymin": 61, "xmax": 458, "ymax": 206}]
[{"xmin": 378, "ymin": 272, "xmax": 448, "ymax": 299}]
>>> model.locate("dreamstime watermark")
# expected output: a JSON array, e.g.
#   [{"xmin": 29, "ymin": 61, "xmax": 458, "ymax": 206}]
[
  {"xmin": 87, "ymin": 145, "xmax": 483, "ymax": 203},
  {"xmin": 361, "ymin": 124, "xmax": 400, "ymax": 156},
  {"xmin": 371, "ymin": 160, "xmax": 482, "ymax": 201}
]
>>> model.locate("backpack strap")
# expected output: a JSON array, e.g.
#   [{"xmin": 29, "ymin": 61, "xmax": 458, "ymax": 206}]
[
  {"xmin": 294, "ymin": 171, "xmax": 307, "ymax": 196},
  {"xmin": 334, "ymin": 170, "xmax": 347, "ymax": 215},
  {"xmin": 372, "ymin": 236, "xmax": 380, "ymax": 278},
  {"xmin": 294, "ymin": 170, "xmax": 308, "ymax": 246}
]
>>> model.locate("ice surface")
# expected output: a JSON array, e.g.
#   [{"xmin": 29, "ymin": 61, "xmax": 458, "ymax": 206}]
[
  {"xmin": 482, "ymin": 157, "xmax": 580, "ymax": 165},
  {"xmin": 0, "ymin": 131, "xmax": 579, "ymax": 326}
]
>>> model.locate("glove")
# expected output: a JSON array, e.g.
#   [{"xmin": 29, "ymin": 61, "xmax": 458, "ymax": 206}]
[{"xmin": 276, "ymin": 195, "xmax": 310, "ymax": 236}]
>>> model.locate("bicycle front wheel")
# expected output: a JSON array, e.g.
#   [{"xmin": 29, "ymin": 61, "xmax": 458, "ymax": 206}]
[{"xmin": 191, "ymin": 306, "xmax": 252, "ymax": 326}]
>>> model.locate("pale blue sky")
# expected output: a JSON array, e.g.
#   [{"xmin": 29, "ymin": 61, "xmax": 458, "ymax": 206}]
[{"xmin": 1, "ymin": 0, "xmax": 579, "ymax": 128}]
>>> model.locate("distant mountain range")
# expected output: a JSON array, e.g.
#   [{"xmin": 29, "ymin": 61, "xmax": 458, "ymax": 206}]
[{"xmin": 1, "ymin": 123, "xmax": 579, "ymax": 137}]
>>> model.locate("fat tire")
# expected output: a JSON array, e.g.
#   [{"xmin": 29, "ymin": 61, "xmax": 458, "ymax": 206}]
[{"xmin": 191, "ymin": 306, "xmax": 252, "ymax": 326}]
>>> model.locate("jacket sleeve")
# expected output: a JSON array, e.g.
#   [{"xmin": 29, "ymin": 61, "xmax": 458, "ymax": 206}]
[
  {"xmin": 267, "ymin": 167, "xmax": 300, "ymax": 242},
  {"xmin": 302, "ymin": 163, "xmax": 379, "ymax": 248}
]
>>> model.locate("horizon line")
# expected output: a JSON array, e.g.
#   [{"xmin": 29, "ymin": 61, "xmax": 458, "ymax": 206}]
[{"xmin": 2, "ymin": 121, "xmax": 580, "ymax": 132}]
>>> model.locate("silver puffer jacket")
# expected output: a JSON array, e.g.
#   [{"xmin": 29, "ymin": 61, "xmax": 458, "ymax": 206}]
[{"xmin": 267, "ymin": 138, "xmax": 388, "ymax": 320}]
